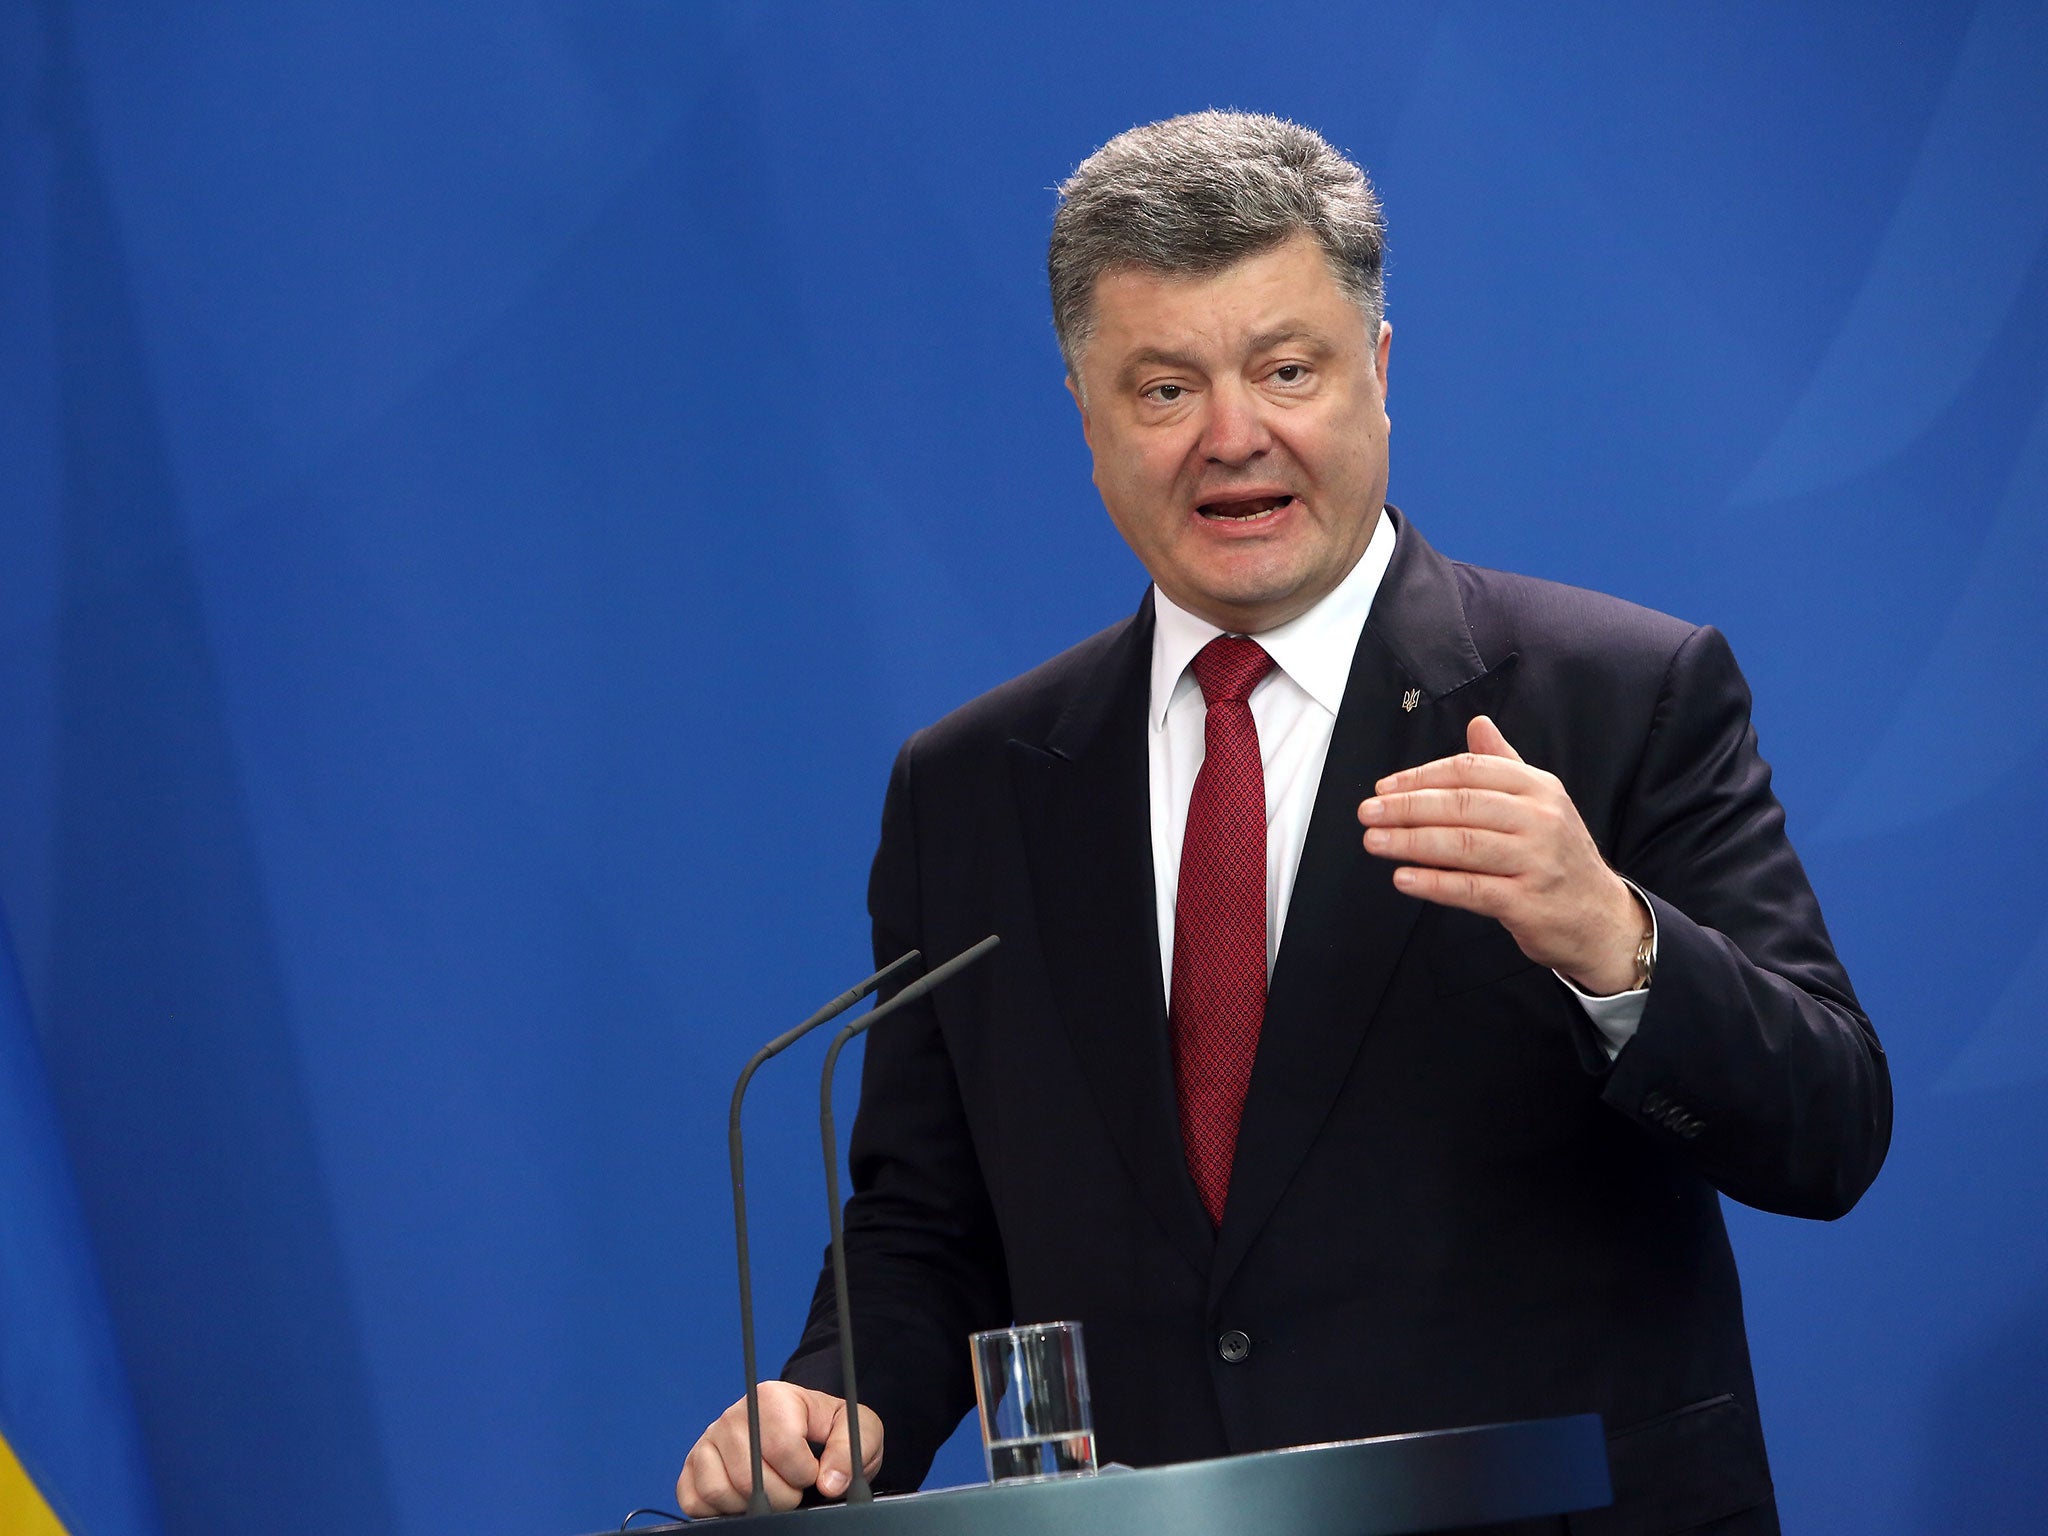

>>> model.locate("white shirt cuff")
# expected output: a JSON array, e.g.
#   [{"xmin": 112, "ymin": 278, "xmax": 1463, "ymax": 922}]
[{"xmin": 1553, "ymin": 880, "xmax": 1658, "ymax": 1061}]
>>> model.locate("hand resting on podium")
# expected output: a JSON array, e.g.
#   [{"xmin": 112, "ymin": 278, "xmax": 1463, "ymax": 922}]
[{"xmin": 677, "ymin": 1381, "xmax": 884, "ymax": 1516}]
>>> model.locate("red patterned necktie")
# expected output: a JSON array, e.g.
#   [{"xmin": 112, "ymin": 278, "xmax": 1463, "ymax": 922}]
[{"xmin": 1171, "ymin": 635, "xmax": 1276, "ymax": 1227}]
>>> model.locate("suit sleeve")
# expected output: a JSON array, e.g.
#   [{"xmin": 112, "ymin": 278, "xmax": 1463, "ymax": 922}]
[
  {"xmin": 1600, "ymin": 623, "xmax": 1892, "ymax": 1220},
  {"xmin": 780, "ymin": 736, "xmax": 1011, "ymax": 1489}
]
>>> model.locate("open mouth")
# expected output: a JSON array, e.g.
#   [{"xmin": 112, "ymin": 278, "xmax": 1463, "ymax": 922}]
[{"xmin": 1197, "ymin": 494, "xmax": 1294, "ymax": 522}]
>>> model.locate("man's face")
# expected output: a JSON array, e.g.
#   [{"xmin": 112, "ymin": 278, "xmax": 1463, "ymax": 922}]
[{"xmin": 1068, "ymin": 233, "xmax": 1391, "ymax": 635}]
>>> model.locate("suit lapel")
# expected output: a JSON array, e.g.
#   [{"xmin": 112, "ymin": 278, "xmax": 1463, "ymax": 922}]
[
  {"xmin": 1211, "ymin": 511, "xmax": 1520, "ymax": 1298},
  {"xmin": 1009, "ymin": 596, "xmax": 1217, "ymax": 1279}
]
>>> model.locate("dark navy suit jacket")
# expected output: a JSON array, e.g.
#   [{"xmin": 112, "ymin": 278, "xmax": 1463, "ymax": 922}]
[{"xmin": 787, "ymin": 508, "xmax": 1891, "ymax": 1535}]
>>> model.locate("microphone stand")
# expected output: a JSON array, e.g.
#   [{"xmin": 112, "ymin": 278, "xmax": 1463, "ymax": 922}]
[
  {"xmin": 728, "ymin": 950, "xmax": 922, "ymax": 1516},
  {"xmin": 818, "ymin": 934, "xmax": 1001, "ymax": 1505}
]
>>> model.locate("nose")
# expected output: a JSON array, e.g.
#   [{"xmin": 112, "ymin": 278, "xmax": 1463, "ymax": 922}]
[{"xmin": 1198, "ymin": 379, "xmax": 1273, "ymax": 466}]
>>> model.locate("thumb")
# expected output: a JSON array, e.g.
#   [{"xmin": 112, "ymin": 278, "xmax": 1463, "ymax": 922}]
[
  {"xmin": 809, "ymin": 1394, "xmax": 884, "ymax": 1499},
  {"xmin": 1467, "ymin": 714, "xmax": 1523, "ymax": 763}
]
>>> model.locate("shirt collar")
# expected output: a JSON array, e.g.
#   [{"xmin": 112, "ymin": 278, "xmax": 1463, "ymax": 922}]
[{"xmin": 1148, "ymin": 508, "xmax": 1398, "ymax": 727}]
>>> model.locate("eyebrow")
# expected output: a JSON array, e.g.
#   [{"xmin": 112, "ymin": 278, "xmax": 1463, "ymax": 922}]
[
  {"xmin": 1245, "ymin": 326, "xmax": 1334, "ymax": 356},
  {"xmin": 1113, "ymin": 327, "xmax": 1335, "ymax": 390}
]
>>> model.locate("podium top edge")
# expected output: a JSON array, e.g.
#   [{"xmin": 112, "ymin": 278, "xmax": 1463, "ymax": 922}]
[{"xmin": 587, "ymin": 1413, "xmax": 1610, "ymax": 1536}]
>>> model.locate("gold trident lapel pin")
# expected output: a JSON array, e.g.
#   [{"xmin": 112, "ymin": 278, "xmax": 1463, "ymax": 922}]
[{"xmin": 1401, "ymin": 688, "xmax": 1422, "ymax": 712}]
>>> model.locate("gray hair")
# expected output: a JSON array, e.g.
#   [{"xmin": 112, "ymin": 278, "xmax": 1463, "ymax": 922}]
[{"xmin": 1048, "ymin": 110, "xmax": 1387, "ymax": 378}]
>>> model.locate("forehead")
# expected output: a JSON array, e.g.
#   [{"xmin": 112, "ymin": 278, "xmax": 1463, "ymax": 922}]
[{"xmin": 1082, "ymin": 234, "xmax": 1365, "ymax": 373}]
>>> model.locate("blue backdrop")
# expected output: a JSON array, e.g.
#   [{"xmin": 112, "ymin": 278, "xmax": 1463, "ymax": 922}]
[{"xmin": 3, "ymin": 3, "xmax": 2045, "ymax": 1533}]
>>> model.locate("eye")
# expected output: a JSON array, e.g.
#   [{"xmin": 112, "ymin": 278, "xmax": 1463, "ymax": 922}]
[
  {"xmin": 1145, "ymin": 383, "xmax": 1185, "ymax": 403},
  {"xmin": 1271, "ymin": 363, "xmax": 1309, "ymax": 385}
]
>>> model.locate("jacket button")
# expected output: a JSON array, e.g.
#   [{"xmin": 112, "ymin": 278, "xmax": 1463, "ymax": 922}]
[
  {"xmin": 1678, "ymin": 1116, "xmax": 1705, "ymax": 1140},
  {"xmin": 1218, "ymin": 1329, "xmax": 1251, "ymax": 1363}
]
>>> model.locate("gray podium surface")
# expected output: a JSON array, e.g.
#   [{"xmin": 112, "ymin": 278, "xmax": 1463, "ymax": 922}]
[{"xmin": 611, "ymin": 1414, "xmax": 1610, "ymax": 1536}]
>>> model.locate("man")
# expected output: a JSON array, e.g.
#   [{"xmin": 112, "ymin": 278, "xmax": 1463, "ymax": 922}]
[{"xmin": 678, "ymin": 112, "xmax": 1890, "ymax": 1533}]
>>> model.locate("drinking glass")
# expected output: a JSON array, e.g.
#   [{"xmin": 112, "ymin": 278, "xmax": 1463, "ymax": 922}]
[{"xmin": 969, "ymin": 1319, "xmax": 1098, "ymax": 1484}]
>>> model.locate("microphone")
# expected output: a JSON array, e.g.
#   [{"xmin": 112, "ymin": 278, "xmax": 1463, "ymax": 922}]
[
  {"xmin": 818, "ymin": 934, "xmax": 1001, "ymax": 1505},
  {"xmin": 727, "ymin": 949, "xmax": 923, "ymax": 1517}
]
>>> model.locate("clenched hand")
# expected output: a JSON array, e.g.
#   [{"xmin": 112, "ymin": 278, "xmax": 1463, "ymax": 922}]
[{"xmin": 677, "ymin": 1381, "xmax": 883, "ymax": 1516}]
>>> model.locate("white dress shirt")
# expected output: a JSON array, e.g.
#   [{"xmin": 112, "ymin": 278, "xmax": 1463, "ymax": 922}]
[{"xmin": 1147, "ymin": 511, "xmax": 1649, "ymax": 1057}]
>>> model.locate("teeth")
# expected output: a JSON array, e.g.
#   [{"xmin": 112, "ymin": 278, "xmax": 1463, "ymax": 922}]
[{"xmin": 1201, "ymin": 495, "xmax": 1290, "ymax": 520}]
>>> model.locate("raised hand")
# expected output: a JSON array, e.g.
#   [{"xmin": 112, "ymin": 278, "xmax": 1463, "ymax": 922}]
[{"xmin": 1358, "ymin": 715, "xmax": 1646, "ymax": 995}]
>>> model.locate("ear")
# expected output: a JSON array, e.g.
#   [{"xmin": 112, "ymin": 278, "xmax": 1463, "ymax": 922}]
[
  {"xmin": 1374, "ymin": 320, "xmax": 1392, "ymax": 396},
  {"xmin": 1065, "ymin": 373, "xmax": 1094, "ymax": 448}
]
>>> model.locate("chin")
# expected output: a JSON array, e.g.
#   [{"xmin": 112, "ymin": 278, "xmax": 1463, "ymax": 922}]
[{"xmin": 1195, "ymin": 567, "xmax": 1314, "ymax": 617}]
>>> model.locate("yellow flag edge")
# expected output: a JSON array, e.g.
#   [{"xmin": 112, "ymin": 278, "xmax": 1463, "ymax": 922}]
[{"xmin": 0, "ymin": 1429, "xmax": 70, "ymax": 1536}]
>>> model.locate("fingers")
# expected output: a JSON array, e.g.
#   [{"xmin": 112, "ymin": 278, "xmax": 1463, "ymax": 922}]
[
  {"xmin": 1374, "ymin": 748, "xmax": 1542, "ymax": 798},
  {"xmin": 814, "ymin": 1398, "xmax": 885, "ymax": 1499},
  {"xmin": 679, "ymin": 1423, "xmax": 801, "ymax": 1517},
  {"xmin": 1389, "ymin": 864, "xmax": 1512, "ymax": 916},
  {"xmin": 1361, "ymin": 728, "xmax": 1542, "ymax": 883},
  {"xmin": 1361, "ymin": 785, "xmax": 1523, "ymax": 832},
  {"xmin": 1356, "ymin": 715, "xmax": 1641, "ymax": 983},
  {"xmin": 676, "ymin": 1383, "xmax": 830, "ymax": 1517},
  {"xmin": 1466, "ymin": 714, "xmax": 1524, "ymax": 762},
  {"xmin": 677, "ymin": 1435, "xmax": 737, "ymax": 1518},
  {"xmin": 756, "ymin": 1384, "xmax": 832, "ymax": 1502},
  {"xmin": 1363, "ymin": 821, "xmax": 1522, "ymax": 875},
  {"xmin": 1354, "ymin": 716, "xmax": 1565, "ymax": 928}
]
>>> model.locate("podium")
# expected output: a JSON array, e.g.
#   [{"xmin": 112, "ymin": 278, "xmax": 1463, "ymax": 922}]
[{"xmin": 614, "ymin": 1413, "xmax": 1610, "ymax": 1534}]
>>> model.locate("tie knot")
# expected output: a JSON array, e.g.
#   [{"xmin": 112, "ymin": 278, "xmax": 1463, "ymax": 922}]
[{"xmin": 1192, "ymin": 635, "xmax": 1275, "ymax": 706}]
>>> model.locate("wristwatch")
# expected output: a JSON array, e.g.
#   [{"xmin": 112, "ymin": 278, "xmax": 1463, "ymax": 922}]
[{"xmin": 1626, "ymin": 881, "xmax": 1657, "ymax": 991}]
